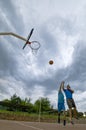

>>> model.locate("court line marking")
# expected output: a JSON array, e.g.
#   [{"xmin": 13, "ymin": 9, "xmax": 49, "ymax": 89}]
[{"xmin": 15, "ymin": 121, "xmax": 44, "ymax": 130}]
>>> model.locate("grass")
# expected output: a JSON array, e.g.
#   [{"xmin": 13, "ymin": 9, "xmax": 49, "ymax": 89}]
[
  {"xmin": 0, "ymin": 109, "xmax": 58, "ymax": 122},
  {"xmin": 0, "ymin": 110, "xmax": 86, "ymax": 123}
]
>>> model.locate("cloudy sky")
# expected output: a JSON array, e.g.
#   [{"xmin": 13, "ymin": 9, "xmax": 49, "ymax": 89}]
[{"xmin": 0, "ymin": 0, "xmax": 86, "ymax": 112}]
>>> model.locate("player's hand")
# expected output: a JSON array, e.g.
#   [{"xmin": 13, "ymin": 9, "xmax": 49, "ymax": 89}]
[{"xmin": 61, "ymin": 81, "xmax": 65, "ymax": 84}]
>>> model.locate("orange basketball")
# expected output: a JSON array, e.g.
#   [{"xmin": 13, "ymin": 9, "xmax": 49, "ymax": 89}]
[{"xmin": 49, "ymin": 60, "xmax": 54, "ymax": 65}]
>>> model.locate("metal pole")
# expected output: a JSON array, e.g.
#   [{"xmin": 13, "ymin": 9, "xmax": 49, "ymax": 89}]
[
  {"xmin": 0, "ymin": 32, "xmax": 27, "ymax": 42},
  {"xmin": 38, "ymin": 97, "xmax": 41, "ymax": 122}
]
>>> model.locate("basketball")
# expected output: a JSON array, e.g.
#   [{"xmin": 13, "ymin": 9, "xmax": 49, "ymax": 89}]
[{"xmin": 49, "ymin": 60, "xmax": 54, "ymax": 65}]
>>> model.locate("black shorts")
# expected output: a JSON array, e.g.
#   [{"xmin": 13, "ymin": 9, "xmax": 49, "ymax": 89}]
[{"xmin": 67, "ymin": 98, "xmax": 76, "ymax": 109}]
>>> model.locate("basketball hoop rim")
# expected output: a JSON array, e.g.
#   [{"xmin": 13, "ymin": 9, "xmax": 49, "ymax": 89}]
[{"xmin": 29, "ymin": 40, "xmax": 41, "ymax": 50}]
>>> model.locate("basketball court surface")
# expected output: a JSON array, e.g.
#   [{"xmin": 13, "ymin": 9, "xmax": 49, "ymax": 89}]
[{"xmin": 0, "ymin": 119, "xmax": 86, "ymax": 130}]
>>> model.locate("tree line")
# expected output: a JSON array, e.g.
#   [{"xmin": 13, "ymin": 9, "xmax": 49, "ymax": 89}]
[
  {"xmin": 0, "ymin": 94, "xmax": 54, "ymax": 113},
  {"xmin": 0, "ymin": 94, "xmax": 84, "ymax": 117}
]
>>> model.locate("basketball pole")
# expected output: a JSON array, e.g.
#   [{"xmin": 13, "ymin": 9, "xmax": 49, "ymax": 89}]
[
  {"xmin": 0, "ymin": 32, "xmax": 27, "ymax": 42},
  {"xmin": 38, "ymin": 97, "xmax": 41, "ymax": 122}
]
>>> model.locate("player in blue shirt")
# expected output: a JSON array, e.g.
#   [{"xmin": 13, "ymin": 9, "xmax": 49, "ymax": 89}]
[{"xmin": 62, "ymin": 83, "xmax": 78, "ymax": 124}]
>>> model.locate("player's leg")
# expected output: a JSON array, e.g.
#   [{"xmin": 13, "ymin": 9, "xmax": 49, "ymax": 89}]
[
  {"xmin": 73, "ymin": 107, "xmax": 78, "ymax": 119},
  {"xmin": 58, "ymin": 103, "xmax": 61, "ymax": 123},
  {"xmin": 67, "ymin": 99, "xmax": 74, "ymax": 124},
  {"xmin": 58, "ymin": 112, "xmax": 60, "ymax": 123},
  {"xmin": 72, "ymin": 99, "xmax": 78, "ymax": 119},
  {"xmin": 69, "ymin": 108, "xmax": 73, "ymax": 121},
  {"xmin": 63, "ymin": 110, "xmax": 66, "ymax": 126}
]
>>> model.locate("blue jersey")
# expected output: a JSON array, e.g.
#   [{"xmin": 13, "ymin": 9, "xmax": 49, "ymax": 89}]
[
  {"xmin": 64, "ymin": 89, "xmax": 72, "ymax": 99},
  {"xmin": 58, "ymin": 91, "xmax": 65, "ymax": 112},
  {"xmin": 58, "ymin": 91, "xmax": 64, "ymax": 103}
]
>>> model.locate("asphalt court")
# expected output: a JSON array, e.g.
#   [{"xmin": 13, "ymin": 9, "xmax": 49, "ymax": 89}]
[{"xmin": 0, "ymin": 120, "xmax": 86, "ymax": 130}]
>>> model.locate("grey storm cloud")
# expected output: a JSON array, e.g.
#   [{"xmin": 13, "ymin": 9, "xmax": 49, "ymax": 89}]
[
  {"xmin": 0, "ymin": 84, "xmax": 10, "ymax": 95},
  {"xmin": 0, "ymin": 40, "xmax": 18, "ymax": 77},
  {"xmin": 0, "ymin": 0, "xmax": 24, "ymax": 33},
  {"xmin": 64, "ymin": 41, "xmax": 86, "ymax": 90}
]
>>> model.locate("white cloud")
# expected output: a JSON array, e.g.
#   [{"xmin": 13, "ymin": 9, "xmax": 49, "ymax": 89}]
[
  {"xmin": 30, "ymin": 85, "xmax": 46, "ymax": 103},
  {"xmin": 0, "ymin": 77, "xmax": 27, "ymax": 100},
  {"xmin": 74, "ymin": 91, "xmax": 86, "ymax": 112}
]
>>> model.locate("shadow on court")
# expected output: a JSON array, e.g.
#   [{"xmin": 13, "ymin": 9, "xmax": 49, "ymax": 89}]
[{"xmin": 0, "ymin": 119, "xmax": 86, "ymax": 130}]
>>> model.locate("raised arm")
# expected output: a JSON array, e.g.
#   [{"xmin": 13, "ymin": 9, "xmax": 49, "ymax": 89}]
[
  {"xmin": 67, "ymin": 84, "xmax": 74, "ymax": 93},
  {"xmin": 68, "ymin": 87, "xmax": 74, "ymax": 93},
  {"xmin": 60, "ymin": 81, "xmax": 65, "ymax": 90}
]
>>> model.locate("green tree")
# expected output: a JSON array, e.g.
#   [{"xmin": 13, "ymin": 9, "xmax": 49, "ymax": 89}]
[
  {"xmin": 9, "ymin": 93, "xmax": 21, "ymax": 111},
  {"xmin": 34, "ymin": 97, "xmax": 51, "ymax": 113},
  {"xmin": 11, "ymin": 94, "xmax": 21, "ymax": 104}
]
